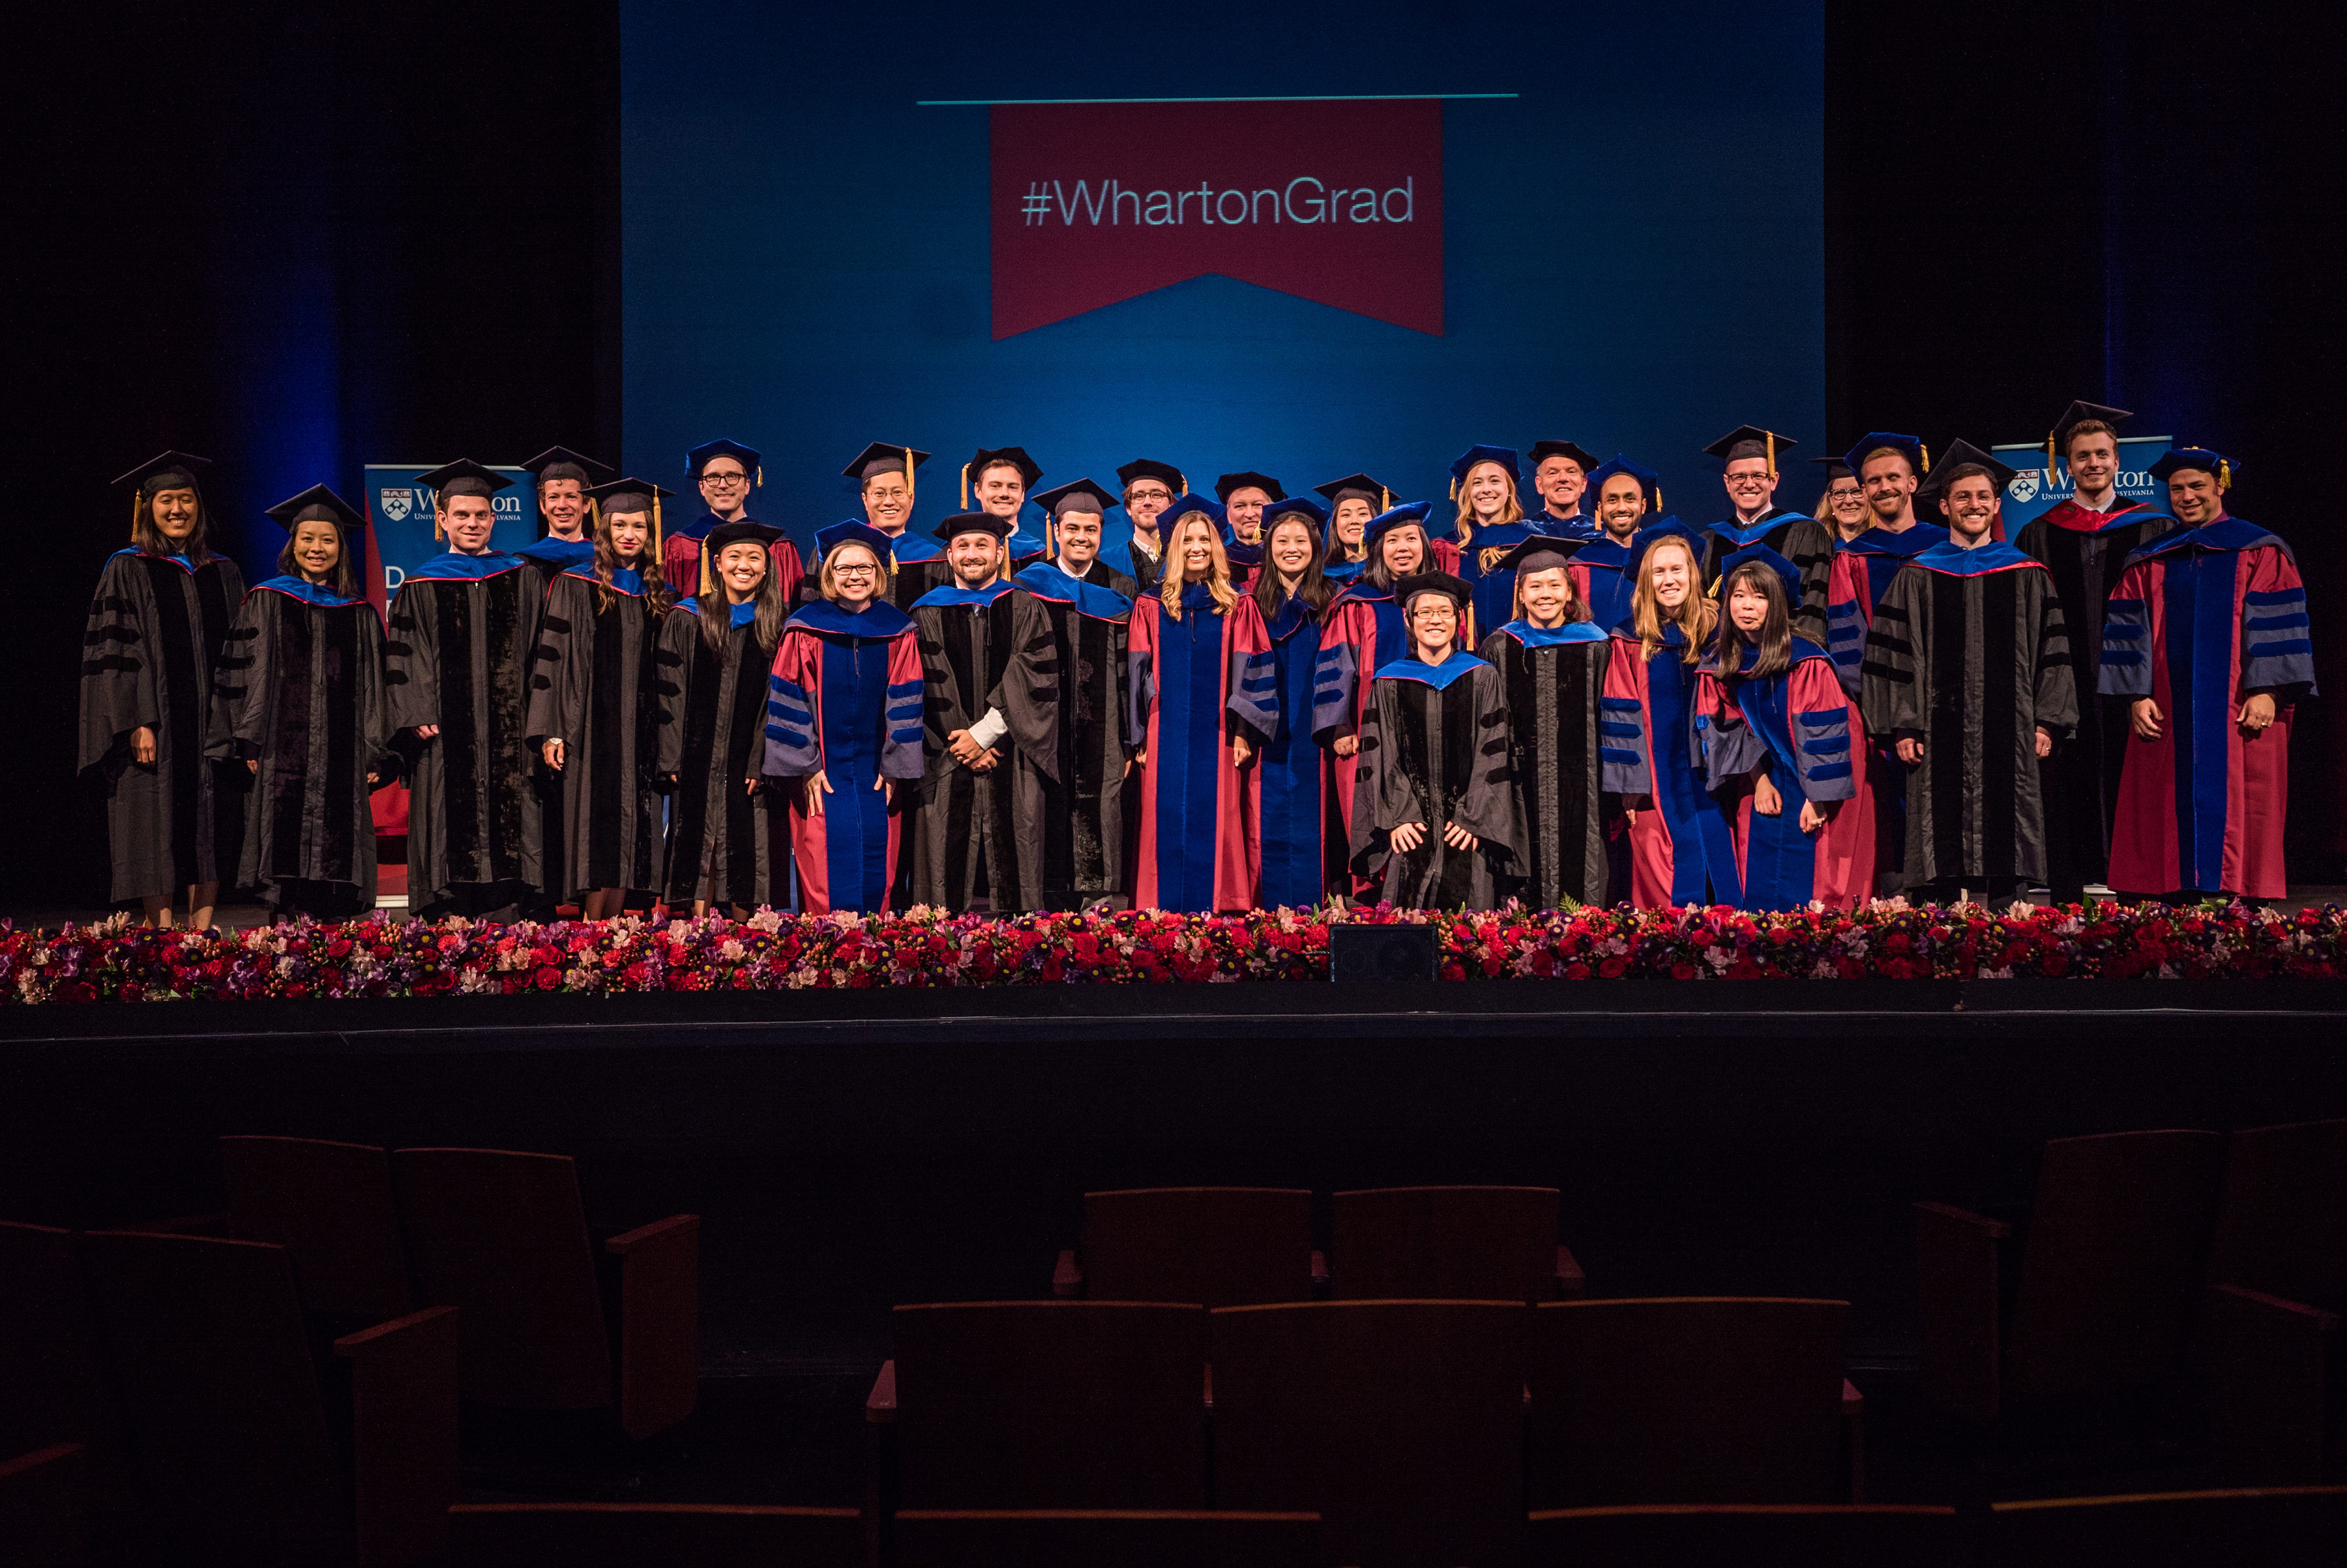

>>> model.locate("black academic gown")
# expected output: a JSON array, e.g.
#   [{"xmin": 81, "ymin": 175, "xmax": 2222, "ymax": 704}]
[
  {"xmin": 2015, "ymin": 500, "xmax": 2177, "ymax": 893},
  {"xmin": 385, "ymin": 554, "xmax": 546, "ymax": 915},
  {"xmin": 909, "ymin": 584, "xmax": 1060, "ymax": 913},
  {"xmin": 1018, "ymin": 562, "xmax": 1136, "ymax": 906},
  {"xmin": 1859, "ymin": 542, "xmax": 2080, "ymax": 889},
  {"xmin": 1479, "ymin": 623, "xmax": 1613, "ymax": 909},
  {"xmin": 1702, "ymin": 509, "xmax": 1835, "ymax": 639},
  {"xmin": 78, "ymin": 548, "xmax": 246, "ymax": 903},
  {"xmin": 514, "ymin": 536, "xmax": 595, "ymax": 906},
  {"xmin": 526, "ymin": 570, "xmax": 667, "ymax": 900},
  {"xmin": 1350, "ymin": 652, "xmax": 1528, "ymax": 909},
  {"xmin": 655, "ymin": 600, "xmax": 793, "ymax": 910},
  {"xmin": 207, "ymin": 580, "xmax": 395, "ymax": 915}
]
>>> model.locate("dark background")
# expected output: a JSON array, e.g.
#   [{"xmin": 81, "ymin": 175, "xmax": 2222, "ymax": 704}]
[{"xmin": 6, "ymin": 0, "xmax": 2340, "ymax": 910}]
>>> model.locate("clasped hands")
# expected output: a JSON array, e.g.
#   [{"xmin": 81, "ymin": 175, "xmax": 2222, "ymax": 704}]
[{"xmin": 1388, "ymin": 820, "xmax": 1479, "ymax": 854}]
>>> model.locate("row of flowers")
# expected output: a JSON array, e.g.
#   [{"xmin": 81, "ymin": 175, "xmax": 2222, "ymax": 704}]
[{"xmin": 3, "ymin": 900, "xmax": 2340, "ymax": 1004}]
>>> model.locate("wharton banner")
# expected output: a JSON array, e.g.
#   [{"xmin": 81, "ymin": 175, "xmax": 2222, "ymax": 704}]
[
  {"xmin": 360, "ymin": 464, "xmax": 542, "ymax": 613},
  {"xmin": 1990, "ymin": 434, "xmax": 2174, "ymax": 531},
  {"xmin": 989, "ymin": 98, "xmax": 1443, "ymax": 340}
]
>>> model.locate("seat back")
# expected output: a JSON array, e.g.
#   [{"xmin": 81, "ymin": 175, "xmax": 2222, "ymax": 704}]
[
  {"xmin": 0, "ymin": 1443, "xmax": 91, "ymax": 1568},
  {"xmin": 1526, "ymin": 1504, "xmax": 1963, "ymax": 1567},
  {"xmin": 1211, "ymin": 1299, "xmax": 1528, "ymax": 1568},
  {"xmin": 1331, "ymin": 1186, "xmax": 1558, "ymax": 1301},
  {"xmin": 221, "ymin": 1136, "xmax": 413, "ymax": 1320},
  {"xmin": 2007, "ymin": 1131, "xmax": 2224, "ymax": 1399},
  {"xmin": 392, "ymin": 1148, "xmax": 612, "ymax": 1411},
  {"xmin": 1082, "ymin": 1188, "xmax": 1314, "ymax": 1307},
  {"xmin": 893, "ymin": 1301, "xmax": 1209, "ymax": 1509},
  {"xmin": 1986, "ymin": 1487, "xmax": 2347, "ymax": 1568},
  {"xmin": 447, "ymin": 1503, "xmax": 863, "ymax": 1567},
  {"xmin": 894, "ymin": 1509, "xmax": 1323, "ymax": 1567},
  {"xmin": 0, "ymin": 1222, "xmax": 129, "ymax": 1496},
  {"xmin": 77, "ymin": 1230, "xmax": 343, "ymax": 1563},
  {"xmin": 1527, "ymin": 1297, "xmax": 1848, "ymax": 1509},
  {"xmin": 2207, "ymin": 1117, "xmax": 2347, "ymax": 1310}
]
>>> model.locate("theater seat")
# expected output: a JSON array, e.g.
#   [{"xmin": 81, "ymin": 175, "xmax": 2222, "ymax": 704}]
[
  {"xmin": 1330, "ymin": 1185, "xmax": 1585, "ymax": 1301},
  {"xmin": 893, "ymin": 1508, "xmax": 1323, "ymax": 1567},
  {"xmin": 1054, "ymin": 1187, "xmax": 1320, "ymax": 1306},
  {"xmin": 0, "ymin": 1443, "xmax": 90, "ymax": 1568},
  {"xmin": 1985, "ymin": 1486, "xmax": 2347, "ymax": 1567},
  {"xmin": 220, "ymin": 1135, "xmax": 414, "ymax": 1325},
  {"xmin": 447, "ymin": 1503, "xmax": 861, "ymax": 1567},
  {"xmin": 1526, "ymin": 1503, "xmax": 1963, "ymax": 1567}
]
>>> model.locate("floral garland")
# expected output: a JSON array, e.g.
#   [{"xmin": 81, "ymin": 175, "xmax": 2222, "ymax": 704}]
[{"xmin": 3, "ymin": 900, "xmax": 2340, "ymax": 1005}]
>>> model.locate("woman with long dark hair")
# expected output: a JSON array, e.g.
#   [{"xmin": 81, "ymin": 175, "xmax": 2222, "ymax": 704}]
[
  {"xmin": 80, "ymin": 452, "xmax": 246, "ymax": 928},
  {"xmin": 528, "ymin": 479, "xmax": 673, "ymax": 919},
  {"xmin": 657, "ymin": 518, "xmax": 795, "ymax": 915},
  {"xmin": 1235, "ymin": 497, "xmax": 1335, "ymax": 908},
  {"xmin": 207, "ymin": 485, "xmax": 395, "ymax": 920},
  {"xmin": 1698, "ymin": 561, "xmax": 1870, "ymax": 911},
  {"xmin": 1312, "ymin": 472, "xmax": 1389, "ymax": 587}
]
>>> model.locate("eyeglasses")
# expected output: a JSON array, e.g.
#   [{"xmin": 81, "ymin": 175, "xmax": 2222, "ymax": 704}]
[
  {"xmin": 831, "ymin": 563, "xmax": 879, "ymax": 578},
  {"xmin": 1127, "ymin": 487, "xmax": 1172, "ymax": 502},
  {"xmin": 700, "ymin": 471, "xmax": 748, "ymax": 487}
]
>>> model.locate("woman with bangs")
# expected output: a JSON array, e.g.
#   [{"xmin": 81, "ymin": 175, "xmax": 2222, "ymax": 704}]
[
  {"xmin": 1128, "ymin": 497, "xmax": 1270, "ymax": 911},
  {"xmin": 1696, "ymin": 560, "xmax": 1871, "ymax": 911},
  {"xmin": 1600, "ymin": 532, "xmax": 1741, "ymax": 908},
  {"xmin": 1448, "ymin": 444, "xmax": 1532, "ymax": 635},
  {"xmin": 657, "ymin": 517, "xmax": 797, "ymax": 916},
  {"xmin": 529, "ymin": 480, "xmax": 673, "ymax": 921},
  {"xmin": 765, "ymin": 530, "xmax": 926, "ymax": 914}
]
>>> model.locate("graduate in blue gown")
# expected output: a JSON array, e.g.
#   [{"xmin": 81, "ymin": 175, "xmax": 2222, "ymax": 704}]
[
  {"xmin": 1449, "ymin": 443, "xmax": 1535, "ymax": 637},
  {"xmin": 1232, "ymin": 496, "xmax": 1336, "ymax": 908},
  {"xmin": 1574, "ymin": 454, "xmax": 1705, "ymax": 632}
]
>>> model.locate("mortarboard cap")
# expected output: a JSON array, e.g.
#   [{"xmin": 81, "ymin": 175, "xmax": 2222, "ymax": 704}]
[
  {"xmin": 1159, "ymin": 493, "xmax": 1228, "ymax": 530},
  {"xmin": 1363, "ymin": 499, "xmax": 1434, "ymax": 549},
  {"xmin": 1844, "ymin": 432, "xmax": 1928, "ymax": 477},
  {"xmin": 416, "ymin": 459, "xmax": 514, "ymax": 501},
  {"xmin": 1032, "ymin": 478, "xmax": 1120, "ymax": 519},
  {"xmin": 1528, "ymin": 440, "xmax": 1602, "ymax": 473},
  {"xmin": 933, "ymin": 510, "xmax": 1014, "ymax": 543},
  {"xmin": 1917, "ymin": 439, "xmax": 2018, "ymax": 499},
  {"xmin": 1447, "ymin": 444, "xmax": 1522, "ymax": 500},
  {"xmin": 1704, "ymin": 425, "xmax": 1797, "ymax": 471},
  {"xmin": 813, "ymin": 520, "xmax": 898, "ymax": 576},
  {"xmin": 1117, "ymin": 457, "xmax": 1187, "ymax": 495},
  {"xmin": 2044, "ymin": 400, "xmax": 2134, "ymax": 482},
  {"xmin": 115, "ymin": 451, "xmax": 213, "ymax": 497},
  {"xmin": 1393, "ymin": 570, "xmax": 1474, "ymax": 610},
  {"xmin": 585, "ymin": 476, "xmax": 673, "ymax": 510},
  {"xmin": 1495, "ymin": 535, "xmax": 1584, "ymax": 574},
  {"xmin": 1587, "ymin": 453, "xmax": 1662, "ymax": 514},
  {"xmin": 962, "ymin": 447, "xmax": 1042, "ymax": 509},
  {"xmin": 687, "ymin": 439, "xmax": 762, "ymax": 486},
  {"xmin": 1262, "ymin": 495, "xmax": 1328, "ymax": 530},
  {"xmin": 1808, "ymin": 456, "xmax": 1855, "ymax": 482},
  {"xmin": 705, "ymin": 519, "xmax": 785, "ymax": 556},
  {"xmin": 2150, "ymin": 447, "xmax": 2235, "ymax": 490},
  {"xmin": 1215, "ymin": 471, "xmax": 1286, "ymax": 503},
  {"xmin": 844, "ymin": 442, "xmax": 930, "ymax": 488},
  {"xmin": 1314, "ymin": 473, "xmax": 1395, "ymax": 511},
  {"xmin": 264, "ymin": 483, "xmax": 366, "ymax": 533},
  {"xmin": 521, "ymin": 446, "xmax": 613, "ymax": 487}
]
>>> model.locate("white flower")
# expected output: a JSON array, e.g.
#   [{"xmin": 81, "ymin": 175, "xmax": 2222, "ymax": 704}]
[{"xmin": 720, "ymin": 939, "xmax": 746, "ymax": 962}]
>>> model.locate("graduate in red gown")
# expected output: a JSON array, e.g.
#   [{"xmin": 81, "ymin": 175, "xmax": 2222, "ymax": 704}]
[
  {"xmin": 663, "ymin": 439, "xmax": 804, "ymax": 606},
  {"xmin": 2099, "ymin": 449, "xmax": 2311, "ymax": 902},
  {"xmin": 1127, "ymin": 498, "xmax": 1269, "ymax": 911}
]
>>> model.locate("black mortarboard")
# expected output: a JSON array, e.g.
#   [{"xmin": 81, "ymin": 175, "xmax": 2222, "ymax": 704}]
[
  {"xmin": 114, "ymin": 451, "xmax": 212, "ymax": 497},
  {"xmin": 264, "ymin": 484, "xmax": 366, "ymax": 533},
  {"xmin": 1393, "ymin": 570, "xmax": 1474, "ymax": 609},
  {"xmin": 585, "ymin": 476, "xmax": 674, "ymax": 514},
  {"xmin": 1527, "ymin": 440, "xmax": 1601, "ymax": 472},
  {"xmin": 521, "ymin": 446, "xmax": 613, "ymax": 487},
  {"xmin": 707, "ymin": 519, "xmax": 785, "ymax": 556},
  {"xmin": 687, "ymin": 439, "xmax": 762, "ymax": 484},
  {"xmin": 1117, "ymin": 457, "xmax": 1187, "ymax": 494},
  {"xmin": 415, "ymin": 459, "xmax": 514, "ymax": 501},
  {"xmin": 1215, "ymin": 471, "xmax": 1286, "ymax": 503},
  {"xmin": 1032, "ymin": 478, "xmax": 1119, "ymax": 519},
  {"xmin": 1704, "ymin": 425, "xmax": 1797, "ymax": 471},
  {"xmin": 1918, "ymin": 439, "xmax": 2017, "ymax": 499},
  {"xmin": 1495, "ymin": 535, "xmax": 1584, "ymax": 574},
  {"xmin": 1808, "ymin": 456, "xmax": 1855, "ymax": 482},
  {"xmin": 843, "ymin": 442, "xmax": 930, "ymax": 488},
  {"xmin": 2044, "ymin": 400, "xmax": 2134, "ymax": 481},
  {"xmin": 933, "ymin": 510, "xmax": 1014, "ymax": 543},
  {"xmin": 962, "ymin": 447, "xmax": 1042, "ymax": 508},
  {"xmin": 1314, "ymin": 472, "xmax": 1395, "ymax": 510}
]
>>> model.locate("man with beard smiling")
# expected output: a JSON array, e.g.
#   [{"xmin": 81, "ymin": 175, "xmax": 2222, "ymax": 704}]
[{"xmin": 1109, "ymin": 458, "xmax": 1185, "ymax": 596}]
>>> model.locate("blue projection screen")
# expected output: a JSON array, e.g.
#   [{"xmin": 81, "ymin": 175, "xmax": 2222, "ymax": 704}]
[{"xmin": 621, "ymin": 1, "xmax": 1823, "ymax": 558}]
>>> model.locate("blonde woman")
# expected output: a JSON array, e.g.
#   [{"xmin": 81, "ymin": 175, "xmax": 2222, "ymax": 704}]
[
  {"xmin": 1812, "ymin": 457, "xmax": 1870, "ymax": 541},
  {"xmin": 1599, "ymin": 532, "xmax": 1739, "ymax": 908},
  {"xmin": 1449, "ymin": 443, "xmax": 1527, "ymax": 632},
  {"xmin": 1126, "ymin": 496, "xmax": 1270, "ymax": 911}
]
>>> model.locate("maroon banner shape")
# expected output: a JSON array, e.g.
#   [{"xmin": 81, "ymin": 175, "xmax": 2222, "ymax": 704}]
[{"xmin": 990, "ymin": 98, "xmax": 1443, "ymax": 340}]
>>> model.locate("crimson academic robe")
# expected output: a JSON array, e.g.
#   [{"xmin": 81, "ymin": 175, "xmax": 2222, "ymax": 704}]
[
  {"xmin": 2016, "ymin": 498, "xmax": 2177, "ymax": 893},
  {"xmin": 909, "ymin": 582, "xmax": 1060, "ymax": 913},
  {"xmin": 1349, "ymin": 651, "xmax": 1528, "ymax": 910},
  {"xmin": 1601, "ymin": 623, "xmax": 1742, "ymax": 909},
  {"xmin": 809, "ymin": 527, "xmax": 947, "ymax": 612},
  {"xmin": 385, "ymin": 552, "xmax": 546, "ymax": 913},
  {"xmin": 1699, "ymin": 642, "xmax": 1867, "ymax": 912},
  {"xmin": 662, "ymin": 510, "xmax": 805, "ymax": 605},
  {"xmin": 1014, "ymin": 562, "xmax": 1135, "ymax": 906},
  {"xmin": 656, "ymin": 599, "xmax": 793, "ymax": 910},
  {"xmin": 525, "ymin": 569, "xmax": 667, "ymax": 900},
  {"xmin": 1481, "ymin": 621, "xmax": 1612, "ymax": 909},
  {"xmin": 1860, "ymin": 542, "xmax": 2078, "ymax": 888},
  {"xmin": 2098, "ymin": 516, "xmax": 2312, "ymax": 899},
  {"xmin": 207, "ymin": 578, "xmax": 394, "ymax": 913},
  {"xmin": 79, "ymin": 547, "xmax": 247, "ymax": 902},
  {"xmin": 764, "ymin": 599, "xmax": 926, "ymax": 913},
  {"xmin": 1700, "ymin": 509, "xmax": 1833, "ymax": 636},
  {"xmin": 1129, "ymin": 584, "xmax": 1267, "ymax": 911},
  {"xmin": 1573, "ymin": 520, "xmax": 1708, "ymax": 633}
]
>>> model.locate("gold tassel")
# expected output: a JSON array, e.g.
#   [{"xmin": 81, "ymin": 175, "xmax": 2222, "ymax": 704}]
[
  {"xmin": 433, "ymin": 488, "xmax": 443, "ymax": 541},
  {"xmin": 2219, "ymin": 459, "xmax": 2232, "ymax": 492},
  {"xmin": 1655, "ymin": 485, "xmax": 1663, "ymax": 512},
  {"xmin": 961, "ymin": 462, "xmax": 971, "ymax": 510},
  {"xmin": 756, "ymin": 466, "xmax": 763, "ymax": 488},
  {"xmin": 653, "ymin": 494, "xmax": 663, "ymax": 557},
  {"xmin": 1765, "ymin": 431, "xmax": 1775, "ymax": 477},
  {"xmin": 699, "ymin": 542, "xmax": 713, "ymax": 599},
  {"xmin": 1448, "ymin": 477, "xmax": 1458, "ymax": 502},
  {"xmin": 129, "ymin": 493, "xmax": 140, "ymax": 540},
  {"xmin": 2045, "ymin": 433, "xmax": 2058, "ymax": 487},
  {"xmin": 904, "ymin": 447, "xmax": 916, "ymax": 504},
  {"xmin": 1381, "ymin": 486, "xmax": 1390, "ymax": 510},
  {"xmin": 1919, "ymin": 442, "xmax": 1931, "ymax": 475}
]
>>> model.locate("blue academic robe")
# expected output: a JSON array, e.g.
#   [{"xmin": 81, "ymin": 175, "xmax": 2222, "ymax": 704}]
[{"xmin": 1252, "ymin": 591, "xmax": 1327, "ymax": 908}]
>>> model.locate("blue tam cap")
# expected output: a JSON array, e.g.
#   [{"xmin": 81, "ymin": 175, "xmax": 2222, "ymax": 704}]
[
  {"xmin": 1262, "ymin": 495, "xmax": 1329, "ymax": 533},
  {"xmin": 1160, "ymin": 493, "xmax": 1227, "ymax": 530},
  {"xmin": 688, "ymin": 439, "xmax": 762, "ymax": 483},
  {"xmin": 2149, "ymin": 447, "xmax": 2236, "ymax": 489},
  {"xmin": 1843, "ymin": 432, "xmax": 1928, "ymax": 479},
  {"xmin": 814, "ymin": 519, "xmax": 899, "ymax": 564},
  {"xmin": 1586, "ymin": 453, "xmax": 1662, "ymax": 514},
  {"xmin": 1364, "ymin": 499, "xmax": 1434, "ymax": 549},
  {"xmin": 1447, "ymin": 444, "xmax": 1522, "ymax": 494}
]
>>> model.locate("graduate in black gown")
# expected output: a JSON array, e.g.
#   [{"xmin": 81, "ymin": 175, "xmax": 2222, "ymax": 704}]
[
  {"xmin": 1695, "ymin": 426, "xmax": 1833, "ymax": 634},
  {"xmin": 80, "ymin": 452, "xmax": 246, "ymax": 927},
  {"xmin": 808, "ymin": 443, "xmax": 946, "ymax": 610},
  {"xmin": 208, "ymin": 485, "xmax": 395, "ymax": 920},
  {"xmin": 1109, "ymin": 458, "xmax": 1185, "ymax": 595},
  {"xmin": 1349, "ymin": 572, "xmax": 1528, "ymax": 908},
  {"xmin": 909, "ymin": 511, "xmax": 1060, "ymax": 912},
  {"xmin": 656, "ymin": 519, "xmax": 794, "ymax": 915},
  {"xmin": 383, "ymin": 460, "xmax": 545, "ymax": 919},
  {"xmin": 1018, "ymin": 479, "xmax": 1138, "ymax": 908},
  {"xmin": 529, "ymin": 478, "xmax": 672, "ymax": 920},
  {"xmin": 511, "ymin": 446, "xmax": 616, "ymax": 911},
  {"xmin": 1478, "ymin": 540, "xmax": 1613, "ymax": 908}
]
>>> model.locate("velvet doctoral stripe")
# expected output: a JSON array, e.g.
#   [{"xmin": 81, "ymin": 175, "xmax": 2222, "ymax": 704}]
[
  {"xmin": 141, "ymin": 555, "xmax": 205, "ymax": 886},
  {"xmin": 1257, "ymin": 605, "xmax": 1325, "ymax": 908},
  {"xmin": 1152, "ymin": 603, "xmax": 1229, "ymax": 913},
  {"xmin": 267, "ymin": 597, "xmax": 316, "ymax": 880},
  {"xmin": 819, "ymin": 632, "xmax": 894, "ymax": 912}
]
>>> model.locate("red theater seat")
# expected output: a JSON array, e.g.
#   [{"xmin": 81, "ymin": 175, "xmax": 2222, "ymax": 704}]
[
  {"xmin": 1985, "ymin": 1486, "xmax": 2347, "ymax": 1567},
  {"xmin": 1330, "ymin": 1185, "xmax": 1585, "ymax": 1301},
  {"xmin": 1054, "ymin": 1187, "xmax": 1319, "ymax": 1306},
  {"xmin": 220, "ymin": 1135, "xmax": 414, "ymax": 1324},
  {"xmin": 1526, "ymin": 1297, "xmax": 1858, "ymax": 1509},
  {"xmin": 893, "ymin": 1508, "xmax": 1323, "ymax": 1567},
  {"xmin": 1525, "ymin": 1503, "xmax": 1963, "ymax": 1567},
  {"xmin": 447, "ymin": 1502, "xmax": 862, "ymax": 1567},
  {"xmin": 392, "ymin": 1147, "xmax": 699, "ymax": 1439},
  {"xmin": 1210, "ymin": 1298, "xmax": 1529, "ymax": 1568}
]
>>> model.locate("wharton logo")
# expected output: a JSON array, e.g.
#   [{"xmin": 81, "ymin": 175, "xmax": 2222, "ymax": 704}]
[
  {"xmin": 990, "ymin": 98, "xmax": 1444, "ymax": 339},
  {"xmin": 379, "ymin": 488, "xmax": 415, "ymax": 523}
]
